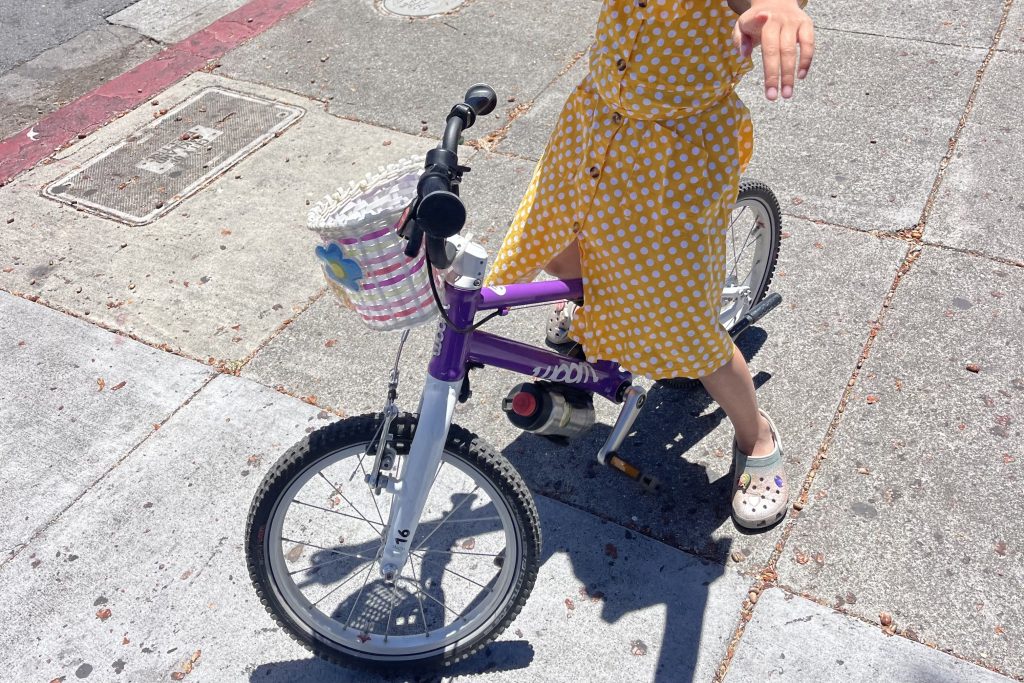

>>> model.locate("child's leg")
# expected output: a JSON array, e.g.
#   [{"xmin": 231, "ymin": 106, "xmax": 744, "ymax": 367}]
[
  {"xmin": 543, "ymin": 241, "xmax": 583, "ymax": 347},
  {"xmin": 542, "ymin": 242, "xmax": 776, "ymax": 460},
  {"xmin": 704, "ymin": 345, "xmax": 788, "ymax": 528},
  {"xmin": 699, "ymin": 345, "xmax": 775, "ymax": 457},
  {"xmin": 544, "ymin": 240, "xmax": 582, "ymax": 279}
]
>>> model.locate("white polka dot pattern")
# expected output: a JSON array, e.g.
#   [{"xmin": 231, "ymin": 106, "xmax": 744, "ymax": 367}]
[{"xmin": 487, "ymin": 0, "xmax": 757, "ymax": 380}]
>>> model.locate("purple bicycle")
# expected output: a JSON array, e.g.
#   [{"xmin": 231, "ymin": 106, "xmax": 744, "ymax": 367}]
[{"xmin": 245, "ymin": 85, "xmax": 783, "ymax": 672}]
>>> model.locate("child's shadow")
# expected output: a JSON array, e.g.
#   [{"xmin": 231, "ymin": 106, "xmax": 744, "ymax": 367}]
[{"xmin": 488, "ymin": 327, "xmax": 773, "ymax": 680}]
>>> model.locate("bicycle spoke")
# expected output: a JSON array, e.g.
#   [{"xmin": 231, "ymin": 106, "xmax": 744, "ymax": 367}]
[
  {"xmin": 355, "ymin": 455, "xmax": 386, "ymax": 528},
  {"xmin": 415, "ymin": 584, "xmax": 465, "ymax": 620},
  {"xmin": 736, "ymin": 221, "xmax": 760, "ymax": 258},
  {"xmin": 413, "ymin": 553, "xmax": 492, "ymax": 591},
  {"xmin": 318, "ymin": 472, "xmax": 382, "ymax": 538},
  {"xmin": 728, "ymin": 214, "xmax": 760, "ymax": 281},
  {"xmin": 348, "ymin": 424, "xmax": 385, "ymax": 483},
  {"xmin": 345, "ymin": 555, "xmax": 378, "ymax": 629},
  {"xmin": 729, "ymin": 205, "xmax": 748, "ymax": 230},
  {"xmin": 292, "ymin": 499, "xmax": 386, "ymax": 528},
  {"xmin": 417, "ymin": 548, "xmax": 502, "ymax": 558},
  {"xmin": 421, "ymin": 516, "xmax": 501, "ymax": 524},
  {"xmin": 730, "ymin": 211, "xmax": 739, "ymax": 269},
  {"xmin": 411, "ymin": 485, "xmax": 481, "ymax": 552},
  {"xmin": 385, "ymin": 583, "xmax": 397, "ymax": 643},
  {"xmin": 406, "ymin": 554, "xmax": 430, "ymax": 636},
  {"xmin": 281, "ymin": 537, "xmax": 378, "ymax": 563},
  {"xmin": 311, "ymin": 558, "xmax": 374, "ymax": 608}
]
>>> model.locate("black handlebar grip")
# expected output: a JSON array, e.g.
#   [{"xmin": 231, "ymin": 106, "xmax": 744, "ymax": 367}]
[
  {"xmin": 418, "ymin": 172, "xmax": 450, "ymax": 198},
  {"xmin": 417, "ymin": 190, "xmax": 466, "ymax": 239},
  {"xmin": 464, "ymin": 84, "xmax": 497, "ymax": 117}
]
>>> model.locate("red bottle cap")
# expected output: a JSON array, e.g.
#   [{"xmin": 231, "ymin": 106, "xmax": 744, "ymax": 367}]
[{"xmin": 511, "ymin": 391, "xmax": 538, "ymax": 417}]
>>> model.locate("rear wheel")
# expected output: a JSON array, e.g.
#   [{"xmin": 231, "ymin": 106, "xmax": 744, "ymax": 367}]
[
  {"xmin": 719, "ymin": 179, "xmax": 783, "ymax": 332},
  {"xmin": 245, "ymin": 413, "xmax": 541, "ymax": 672}
]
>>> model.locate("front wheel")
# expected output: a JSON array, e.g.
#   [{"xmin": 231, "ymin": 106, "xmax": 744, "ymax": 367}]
[
  {"xmin": 245, "ymin": 413, "xmax": 541, "ymax": 672},
  {"xmin": 719, "ymin": 179, "xmax": 783, "ymax": 332}
]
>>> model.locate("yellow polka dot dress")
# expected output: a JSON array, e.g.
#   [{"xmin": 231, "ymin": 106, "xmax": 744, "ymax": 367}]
[{"xmin": 487, "ymin": 0, "xmax": 761, "ymax": 380}]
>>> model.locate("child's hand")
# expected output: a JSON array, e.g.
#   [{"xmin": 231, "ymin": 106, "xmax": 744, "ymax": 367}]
[{"xmin": 733, "ymin": 0, "xmax": 815, "ymax": 101}]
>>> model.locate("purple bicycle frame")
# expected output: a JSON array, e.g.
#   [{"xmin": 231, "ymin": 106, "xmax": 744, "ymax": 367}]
[{"xmin": 427, "ymin": 278, "xmax": 633, "ymax": 403}]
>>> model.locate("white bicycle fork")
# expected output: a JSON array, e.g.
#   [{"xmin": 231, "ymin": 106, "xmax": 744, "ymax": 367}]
[{"xmin": 376, "ymin": 376, "xmax": 460, "ymax": 581}]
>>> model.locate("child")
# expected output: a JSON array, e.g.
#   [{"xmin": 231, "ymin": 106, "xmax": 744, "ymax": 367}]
[{"xmin": 486, "ymin": 0, "xmax": 814, "ymax": 529}]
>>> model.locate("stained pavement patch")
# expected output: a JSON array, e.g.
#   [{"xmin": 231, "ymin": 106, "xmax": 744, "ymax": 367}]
[
  {"xmin": 738, "ymin": 29, "xmax": 985, "ymax": 232},
  {"xmin": 108, "ymin": 0, "xmax": 249, "ymax": 44},
  {"xmin": 810, "ymin": 0, "xmax": 1005, "ymax": 47},
  {"xmin": 216, "ymin": 0, "xmax": 597, "ymax": 139},
  {"xmin": 927, "ymin": 52, "xmax": 1024, "ymax": 264},
  {"xmin": 379, "ymin": 0, "xmax": 467, "ymax": 17}
]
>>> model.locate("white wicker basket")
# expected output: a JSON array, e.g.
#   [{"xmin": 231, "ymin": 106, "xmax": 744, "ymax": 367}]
[{"xmin": 308, "ymin": 158, "xmax": 439, "ymax": 331}]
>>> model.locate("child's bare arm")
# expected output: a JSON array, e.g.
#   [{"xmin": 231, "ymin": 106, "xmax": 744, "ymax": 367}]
[{"xmin": 732, "ymin": 0, "xmax": 814, "ymax": 101}]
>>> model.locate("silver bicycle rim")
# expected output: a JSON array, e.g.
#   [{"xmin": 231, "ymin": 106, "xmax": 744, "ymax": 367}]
[
  {"xmin": 719, "ymin": 194, "xmax": 775, "ymax": 330},
  {"xmin": 265, "ymin": 441, "xmax": 521, "ymax": 660}
]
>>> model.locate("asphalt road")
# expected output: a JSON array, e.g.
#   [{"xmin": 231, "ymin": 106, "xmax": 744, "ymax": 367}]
[{"xmin": 0, "ymin": 0, "xmax": 138, "ymax": 74}]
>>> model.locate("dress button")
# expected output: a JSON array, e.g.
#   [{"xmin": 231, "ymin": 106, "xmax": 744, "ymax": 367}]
[
  {"xmin": 588, "ymin": 166, "xmax": 600, "ymax": 179},
  {"xmin": 616, "ymin": 57, "xmax": 627, "ymax": 72},
  {"xmin": 637, "ymin": 0, "xmax": 647, "ymax": 6},
  {"xmin": 572, "ymin": 221, "xmax": 581, "ymax": 233},
  {"xmin": 612, "ymin": 112, "xmax": 623, "ymax": 124}
]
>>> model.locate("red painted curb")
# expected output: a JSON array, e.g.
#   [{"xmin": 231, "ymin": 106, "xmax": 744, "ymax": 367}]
[{"xmin": 0, "ymin": 0, "xmax": 312, "ymax": 187}]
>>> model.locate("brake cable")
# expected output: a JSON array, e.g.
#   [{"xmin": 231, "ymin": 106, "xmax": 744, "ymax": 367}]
[{"xmin": 423, "ymin": 244, "xmax": 501, "ymax": 334}]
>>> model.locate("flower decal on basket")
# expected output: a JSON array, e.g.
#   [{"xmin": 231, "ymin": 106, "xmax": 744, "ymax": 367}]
[{"xmin": 315, "ymin": 242, "xmax": 364, "ymax": 292}]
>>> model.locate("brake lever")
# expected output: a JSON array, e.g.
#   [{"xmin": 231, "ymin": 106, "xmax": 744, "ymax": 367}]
[
  {"xmin": 397, "ymin": 200, "xmax": 424, "ymax": 258},
  {"xmin": 397, "ymin": 199, "xmax": 417, "ymax": 238}
]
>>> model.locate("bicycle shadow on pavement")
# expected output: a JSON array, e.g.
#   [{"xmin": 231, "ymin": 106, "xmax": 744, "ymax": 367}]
[
  {"xmin": 496, "ymin": 327, "xmax": 773, "ymax": 681},
  {"xmin": 507, "ymin": 326, "xmax": 772, "ymax": 560},
  {"xmin": 249, "ymin": 329, "xmax": 772, "ymax": 683},
  {"xmin": 247, "ymin": 639, "xmax": 534, "ymax": 683}
]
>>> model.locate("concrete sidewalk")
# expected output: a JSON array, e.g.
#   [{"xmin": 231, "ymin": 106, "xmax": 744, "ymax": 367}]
[{"xmin": 1, "ymin": 0, "xmax": 1022, "ymax": 681}]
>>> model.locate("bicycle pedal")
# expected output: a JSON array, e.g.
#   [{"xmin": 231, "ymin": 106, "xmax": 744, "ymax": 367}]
[{"xmin": 605, "ymin": 451, "xmax": 660, "ymax": 492}]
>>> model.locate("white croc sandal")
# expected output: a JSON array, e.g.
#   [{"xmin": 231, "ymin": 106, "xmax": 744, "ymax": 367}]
[
  {"xmin": 545, "ymin": 300, "xmax": 577, "ymax": 346},
  {"xmin": 731, "ymin": 410, "xmax": 789, "ymax": 530}
]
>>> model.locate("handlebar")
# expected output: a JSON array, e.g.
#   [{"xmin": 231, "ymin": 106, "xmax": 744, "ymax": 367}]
[{"xmin": 402, "ymin": 84, "xmax": 497, "ymax": 259}]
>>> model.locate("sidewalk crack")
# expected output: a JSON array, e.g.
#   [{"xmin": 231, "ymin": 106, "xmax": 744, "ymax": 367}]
[
  {"xmin": 712, "ymin": 3, "xmax": 1016, "ymax": 680},
  {"xmin": 0, "ymin": 372, "xmax": 218, "ymax": 570}
]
